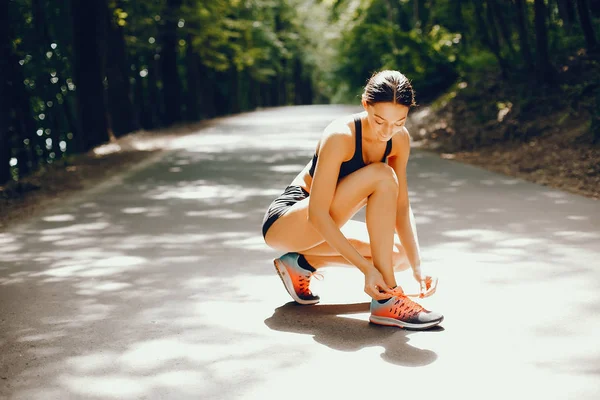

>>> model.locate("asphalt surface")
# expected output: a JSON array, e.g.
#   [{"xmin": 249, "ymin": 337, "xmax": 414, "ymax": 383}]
[{"xmin": 1, "ymin": 105, "xmax": 599, "ymax": 400}]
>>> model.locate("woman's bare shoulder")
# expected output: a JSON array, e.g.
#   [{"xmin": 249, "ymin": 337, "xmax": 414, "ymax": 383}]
[
  {"xmin": 316, "ymin": 115, "xmax": 356, "ymax": 153},
  {"xmin": 323, "ymin": 115, "xmax": 355, "ymax": 137},
  {"xmin": 390, "ymin": 127, "xmax": 411, "ymax": 158}
]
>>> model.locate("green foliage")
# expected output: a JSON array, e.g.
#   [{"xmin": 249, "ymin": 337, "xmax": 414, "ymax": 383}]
[
  {"xmin": 332, "ymin": 1, "xmax": 459, "ymax": 103},
  {"xmin": 3, "ymin": 0, "xmax": 599, "ymax": 184}
]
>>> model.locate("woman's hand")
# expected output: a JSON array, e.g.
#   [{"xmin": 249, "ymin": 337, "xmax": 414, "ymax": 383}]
[
  {"xmin": 412, "ymin": 265, "xmax": 438, "ymax": 298},
  {"xmin": 364, "ymin": 269, "xmax": 393, "ymax": 300}
]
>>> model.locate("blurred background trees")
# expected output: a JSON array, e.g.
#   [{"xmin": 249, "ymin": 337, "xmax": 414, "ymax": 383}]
[{"xmin": 2, "ymin": 0, "xmax": 599, "ymax": 184}]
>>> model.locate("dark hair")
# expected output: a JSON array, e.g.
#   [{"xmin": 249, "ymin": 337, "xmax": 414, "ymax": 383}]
[{"xmin": 362, "ymin": 70, "xmax": 416, "ymax": 107}]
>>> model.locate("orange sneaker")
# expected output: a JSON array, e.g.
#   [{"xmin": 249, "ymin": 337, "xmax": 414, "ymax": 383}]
[
  {"xmin": 273, "ymin": 253, "xmax": 320, "ymax": 305},
  {"xmin": 369, "ymin": 287, "xmax": 443, "ymax": 330}
]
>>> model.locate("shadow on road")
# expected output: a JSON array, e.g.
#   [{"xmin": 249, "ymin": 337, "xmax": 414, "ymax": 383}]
[{"xmin": 264, "ymin": 302, "xmax": 441, "ymax": 367}]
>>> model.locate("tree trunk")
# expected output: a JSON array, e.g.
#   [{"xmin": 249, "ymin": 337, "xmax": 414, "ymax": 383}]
[
  {"xmin": 414, "ymin": 0, "xmax": 428, "ymax": 30},
  {"xmin": 160, "ymin": 0, "xmax": 183, "ymax": 125},
  {"xmin": 557, "ymin": 0, "xmax": 576, "ymax": 32},
  {"xmin": 396, "ymin": 1, "xmax": 412, "ymax": 31},
  {"xmin": 0, "ymin": 100, "xmax": 11, "ymax": 184},
  {"xmin": 133, "ymin": 62, "xmax": 152, "ymax": 130},
  {"xmin": 453, "ymin": 0, "xmax": 467, "ymax": 47},
  {"xmin": 534, "ymin": 0, "xmax": 555, "ymax": 84},
  {"xmin": 198, "ymin": 63, "xmax": 216, "ymax": 119},
  {"xmin": 488, "ymin": 0, "xmax": 517, "ymax": 58},
  {"xmin": 148, "ymin": 58, "xmax": 163, "ymax": 127},
  {"xmin": 229, "ymin": 67, "xmax": 240, "ymax": 114},
  {"xmin": 514, "ymin": 0, "xmax": 535, "ymax": 72},
  {"xmin": 185, "ymin": 34, "xmax": 200, "ymax": 121},
  {"xmin": 576, "ymin": 0, "xmax": 599, "ymax": 52},
  {"xmin": 70, "ymin": 0, "xmax": 110, "ymax": 152},
  {"xmin": 479, "ymin": 1, "xmax": 509, "ymax": 77},
  {"xmin": 0, "ymin": 5, "xmax": 13, "ymax": 183},
  {"xmin": 105, "ymin": 1, "xmax": 140, "ymax": 137},
  {"xmin": 1, "ymin": 1, "xmax": 36, "ymax": 177}
]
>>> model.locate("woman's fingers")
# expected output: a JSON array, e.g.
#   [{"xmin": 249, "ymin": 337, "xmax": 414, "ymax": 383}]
[
  {"xmin": 366, "ymin": 284, "xmax": 392, "ymax": 300},
  {"xmin": 378, "ymin": 281, "xmax": 393, "ymax": 294},
  {"xmin": 420, "ymin": 277, "xmax": 438, "ymax": 298}
]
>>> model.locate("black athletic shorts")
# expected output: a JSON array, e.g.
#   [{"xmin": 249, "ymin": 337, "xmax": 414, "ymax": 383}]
[{"xmin": 262, "ymin": 185, "xmax": 309, "ymax": 238}]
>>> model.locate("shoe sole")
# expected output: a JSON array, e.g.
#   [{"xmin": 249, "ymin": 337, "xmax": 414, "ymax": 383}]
[
  {"xmin": 369, "ymin": 315, "xmax": 444, "ymax": 330},
  {"xmin": 273, "ymin": 259, "xmax": 319, "ymax": 305}
]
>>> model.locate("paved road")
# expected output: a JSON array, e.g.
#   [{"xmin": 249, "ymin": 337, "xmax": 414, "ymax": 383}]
[{"xmin": 1, "ymin": 105, "xmax": 599, "ymax": 400}]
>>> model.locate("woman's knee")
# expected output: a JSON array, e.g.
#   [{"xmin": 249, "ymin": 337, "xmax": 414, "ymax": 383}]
[{"xmin": 367, "ymin": 162, "xmax": 398, "ymax": 191}]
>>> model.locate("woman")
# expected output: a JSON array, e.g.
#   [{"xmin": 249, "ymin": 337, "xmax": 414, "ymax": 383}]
[{"xmin": 261, "ymin": 70, "xmax": 443, "ymax": 330}]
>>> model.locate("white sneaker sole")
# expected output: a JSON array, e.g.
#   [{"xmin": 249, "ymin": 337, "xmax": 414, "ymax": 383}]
[
  {"xmin": 369, "ymin": 315, "xmax": 443, "ymax": 330},
  {"xmin": 273, "ymin": 259, "xmax": 319, "ymax": 305}
]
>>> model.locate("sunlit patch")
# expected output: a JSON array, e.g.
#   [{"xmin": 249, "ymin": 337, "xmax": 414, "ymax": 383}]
[
  {"xmin": 414, "ymin": 216, "xmax": 433, "ymax": 224},
  {"xmin": 185, "ymin": 209, "xmax": 246, "ymax": 219},
  {"xmin": 40, "ymin": 255, "xmax": 146, "ymax": 278},
  {"xmin": 93, "ymin": 143, "xmax": 121, "ymax": 156},
  {"xmin": 39, "ymin": 235, "xmax": 63, "ymax": 242},
  {"xmin": 0, "ymin": 234, "xmax": 16, "ymax": 244},
  {"xmin": 493, "ymin": 247, "xmax": 527, "ymax": 257},
  {"xmin": 449, "ymin": 180, "xmax": 466, "ymax": 187},
  {"xmin": 91, "ymin": 256, "xmax": 146, "ymax": 268},
  {"xmin": 53, "ymin": 237, "xmax": 97, "ymax": 246},
  {"xmin": 553, "ymin": 231, "xmax": 600, "ymax": 240},
  {"xmin": 567, "ymin": 215, "xmax": 587, "ymax": 221},
  {"xmin": 442, "ymin": 229, "xmax": 509, "ymax": 242},
  {"xmin": 121, "ymin": 207, "xmax": 148, "ymax": 214},
  {"xmin": 18, "ymin": 331, "xmax": 67, "ymax": 342},
  {"xmin": 498, "ymin": 238, "xmax": 543, "ymax": 247},
  {"xmin": 40, "ymin": 264, "xmax": 87, "ymax": 277},
  {"xmin": 0, "ymin": 243, "xmax": 24, "ymax": 255},
  {"xmin": 66, "ymin": 352, "xmax": 119, "ymax": 372},
  {"xmin": 269, "ymin": 165, "xmax": 306, "ymax": 173},
  {"xmin": 41, "ymin": 222, "xmax": 109, "ymax": 235},
  {"xmin": 0, "ymin": 276, "xmax": 26, "ymax": 285},
  {"xmin": 59, "ymin": 374, "xmax": 147, "ymax": 398},
  {"xmin": 156, "ymin": 256, "xmax": 204, "ymax": 265},
  {"xmin": 75, "ymin": 280, "xmax": 132, "ymax": 295},
  {"xmin": 43, "ymin": 214, "xmax": 75, "ymax": 222},
  {"xmin": 169, "ymin": 167, "xmax": 182, "ymax": 172},
  {"xmin": 222, "ymin": 235, "xmax": 270, "ymax": 250},
  {"xmin": 149, "ymin": 183, "xmax": 280, "ymax": 204}
]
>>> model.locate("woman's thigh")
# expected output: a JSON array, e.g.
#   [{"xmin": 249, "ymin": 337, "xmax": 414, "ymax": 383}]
[{"xmin": 263, "ymin": 163, "xmax": 395, "ymax": 252}]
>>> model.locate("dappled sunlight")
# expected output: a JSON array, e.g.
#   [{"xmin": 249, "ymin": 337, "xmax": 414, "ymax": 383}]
[
  {"xmin": 43, "ymin": 214, "xmax": 76, "ymax": 222},
  {"xmin": 1, "ymin": 105, "xmax": 599, "ymax": 398},
  {"xmin": 148, "ymin": 182, "xmax": 280, "ymax": 203}
]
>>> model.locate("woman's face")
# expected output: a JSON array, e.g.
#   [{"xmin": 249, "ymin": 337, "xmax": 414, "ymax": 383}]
[{"xmin": 363, "ymin": 101, "xmax": 409, "ymax": 141}]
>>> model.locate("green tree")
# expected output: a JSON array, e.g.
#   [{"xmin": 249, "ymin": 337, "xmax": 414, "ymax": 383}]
[
  {"xmin": 576, "ymin": 0, "xmax": 599, "ymax": 52},
  {"xmin": 105, "ymin": 0, "xmax": 140, "ymax": 137},
  {"xmin": 71, "ymin": 0, "xmax": 110, "ymax": 151},
  {"xmin": 534, "ymin": 0, "xmax": 555, "ymax": 84}
]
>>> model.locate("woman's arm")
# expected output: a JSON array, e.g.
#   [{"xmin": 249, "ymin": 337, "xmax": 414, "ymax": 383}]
[{"xmin": 388, "ymin": 131, "xmax": 421, "ymax": 271}]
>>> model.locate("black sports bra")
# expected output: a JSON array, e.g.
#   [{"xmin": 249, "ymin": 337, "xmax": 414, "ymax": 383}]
[{"xmin": 308, "ymin": 116, "xmax": 392, "ymax": 180}]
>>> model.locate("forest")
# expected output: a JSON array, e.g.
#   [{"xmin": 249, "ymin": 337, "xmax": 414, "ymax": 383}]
[{"xmin": 1, "ymin": 0, "xmax": 598, "ymax": 187}]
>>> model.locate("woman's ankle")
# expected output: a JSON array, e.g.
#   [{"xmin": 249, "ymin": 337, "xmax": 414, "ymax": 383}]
[{"xmin": 297, "ymin": 254, "xmax": 317, "ymax": 272}]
